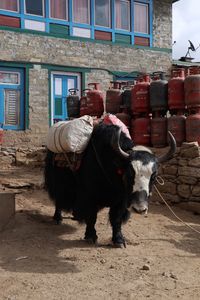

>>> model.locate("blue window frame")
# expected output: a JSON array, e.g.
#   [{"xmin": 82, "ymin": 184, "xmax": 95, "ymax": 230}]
[
  {"xmin": 0, "ymin": 67, "xmax": 25, "ymax": 130},
  {"xmin": 0, "ymin": 0, "xmax": 153, "ymax": 46}
]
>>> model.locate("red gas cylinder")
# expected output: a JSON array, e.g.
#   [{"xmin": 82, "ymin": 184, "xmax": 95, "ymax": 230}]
[
  {"xmin": 184, "ymin": 68, "xmax": 200, "ymax": 109},
  {"xmin": 121, "ymin": 85, "xmax": 132, "ymax": 113},
  {"xmin": 168, "ymin": 68, "xmax": 185, "ymax": 111},
  {"xmin": 186, "ymin": 108, "xmax": 200, "ymax": 144},
  {"xmin": 116, "ymin": 111, "xmax": 131, "ymax": 129},
  {"xmin": 86, "ymin": 83, "xmax": 104, "ymax": 117},
  {"xmin": 105, "ymin": 81, "xmax": 122, "ymax": 114},
  {"xmin": 167, "ymin": 112, "xmax": 186, "ymax": 147},
  {"xmin": 79, "ymin": 89, "xmax": 91, "ymax": 117},
  {"xmin": 131, "ymin": 74, "xmax": 150, "ymax": 115},
  {"xmin": 150, "ymin": 72, "xmax": 168, "ymax": 112},
  {"xmin": 130, "ymin": 117, "xmax": 151, "ymax": 146},
  {"xmin": 150, "ymin": 113, "xmax": 167, "ymax": 147}
]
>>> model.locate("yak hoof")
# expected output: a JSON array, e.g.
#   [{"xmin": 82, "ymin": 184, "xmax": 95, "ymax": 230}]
[
  {"xmin": 53, "ymin": 215, "xmax": 63, "ymax": 225},
  {"xmin": 112, "ymin": 236, "xmax": 126, "ymax": 248},
  {"xmin": 84, "ymin": 234, "xmax": 98, "ymax": 244}
]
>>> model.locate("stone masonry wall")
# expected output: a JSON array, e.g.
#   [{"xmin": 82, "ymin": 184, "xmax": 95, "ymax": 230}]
[{"xmin": 152, "ymin": 142, "xmax": 200, "ymax": 205}]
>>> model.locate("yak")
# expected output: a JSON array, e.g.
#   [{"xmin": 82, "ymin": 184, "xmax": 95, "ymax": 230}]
[{"xmin": 44, "ymin": 123, "xmax": 176, "ymax": 247}]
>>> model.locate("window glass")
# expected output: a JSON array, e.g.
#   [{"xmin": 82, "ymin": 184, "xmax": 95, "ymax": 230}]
[
  {"xmin": 95, "ymin": 0, "xmax": 110, "ymax": 28},
  {"xmin": 25, "ymin": 0, "xmax": 44, "ymax": 16},
  {"xmin": 73, "ymin": 0, "xmax": 89, "ymax": 24},
  {"xmin": 0, "ymin": 0, "xmax": 18, "ymax": 12},
  {"xmin": 115, "ymin": 0, "xmax": 130, "ymax": 31},
  {"xmin": 0, "ymin": 72, "xmax": 19, "ymax": 84},
  {"xmin": 50, "ymin": 0, "xmax": 68, "ymax": 20},
  {"xmin": 134, "ymin": 2, "xmax": 149, "ymax": 34}
]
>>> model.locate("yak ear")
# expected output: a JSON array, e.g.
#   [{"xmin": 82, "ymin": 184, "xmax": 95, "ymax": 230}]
[
  {"xmin": 111, "ymin": 127, "xmax": 130, "ymax": 159},
  {"xmin": 157, "ymin": 131, "xmax": 176, "ymax": 164}
]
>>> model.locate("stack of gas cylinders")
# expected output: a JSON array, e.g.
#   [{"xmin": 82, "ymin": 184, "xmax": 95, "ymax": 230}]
[{"xmin": 66, "ymin": 68, "xmax": 200, "ymax": 147}]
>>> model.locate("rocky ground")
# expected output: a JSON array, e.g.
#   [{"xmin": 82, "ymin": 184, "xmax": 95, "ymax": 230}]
[{"xmin": 0, "ymin": 166, "xmax": 200, "ymax": 300}]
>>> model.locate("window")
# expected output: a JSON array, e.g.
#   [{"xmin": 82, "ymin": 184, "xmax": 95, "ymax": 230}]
[
  {"xmin": 115, "ymin": 0, "xmax": 130, "ymax": 31},
  {"xmin": 0, "ymin": 0, "xmax": 152, "ymax": 46},
  {"xmin": 134, "ymin": 2, "xmax": 149, "ymax": 34},
  {"xmin": 50, "ymin": 0, "xmax": 68, "ymax": 20},
  {"xmin": 95, "ymin": 0, "xmax": 110, "ymax": 28},
  {"xmin": 73, "ymin": 0, "xmax": 90, "ymax": 24},
  {"xmin": 0, "ymin": 68, "xmax": 24, "ymax": 130},
  {"xmin": 25, "ymin": 0, "xmax": 44, "ymax": 16},
  {"xmin": 0, "ymin": 0, "xmax": 18, "ymax": 12}
]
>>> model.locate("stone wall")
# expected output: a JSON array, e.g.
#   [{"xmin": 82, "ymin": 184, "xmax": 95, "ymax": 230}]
[{"xmin": 153, "ymin": 142, "xmax": 200, "ymax": 205}]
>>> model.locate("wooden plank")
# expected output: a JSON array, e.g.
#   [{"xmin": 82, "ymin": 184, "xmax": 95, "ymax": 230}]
[
  {"xmin": 49, "ymin": 23, "xmax": 69, "ymax": 36},
  {"xmin": 115, "ymin": 33, "xmax": 131, "ymax": 44},
  {"xmin": 0, "ymin": 15, "xmax": 20, "ymax": 28},
  {"xmin": 95, "ymin": 30, "xmax": 112, "ymax": 41},
  {"xmin": 134, "ymin": 36, "xmax": 150, "ymax": 47}
]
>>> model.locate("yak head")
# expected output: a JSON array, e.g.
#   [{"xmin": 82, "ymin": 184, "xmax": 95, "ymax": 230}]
[{"xmin": 112, "ymin": 129, "xmax": 176, "ymax": 215}]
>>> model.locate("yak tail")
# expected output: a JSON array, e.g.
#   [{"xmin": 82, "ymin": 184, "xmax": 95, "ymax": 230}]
[{"xmin": 44, "ymin": 150, "xmax": 57, "ymax": 200}]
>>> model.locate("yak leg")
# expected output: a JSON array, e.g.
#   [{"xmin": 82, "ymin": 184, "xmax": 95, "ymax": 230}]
[
  {"xmin": 84, "ymin": 210, "xmax": 98, "ymax": 244},
  {"xmin": 53, "ymin": 206, "xmax": 63, "ymax": 225},
  {"xmin": 109, "ymin": 206, "xmax": 126, "ymax": 248}
]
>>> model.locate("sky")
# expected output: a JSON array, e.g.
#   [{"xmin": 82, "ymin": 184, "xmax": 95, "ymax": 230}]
[{"xmin": 172, "ymin": 0, "xmax": 200, "ymax": 62}]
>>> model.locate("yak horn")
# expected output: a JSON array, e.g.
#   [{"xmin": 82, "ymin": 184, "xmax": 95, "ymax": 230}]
[
  {"xmin": 157, "ymin": 131, "xmax": 176, "ymax": 163},
  {"xmin": 111, "ymin": 127, "xmax": 130, "ymax": 159}
]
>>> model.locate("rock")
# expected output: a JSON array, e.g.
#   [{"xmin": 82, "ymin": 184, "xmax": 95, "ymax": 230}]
[
  {"xmin": 178, "ymin": 202, "xmax": 200, "ymax": 214},
  {"xmin": 162, "ymin": 165, "xmax": 178, "ymax": 175},
  {"xmin": 178, "ymin": 166, "xmax": 200, "ymax": 178},
  {"xmin": 188, "ymin": 157, "xmax": 200, "ymax": 168},
  {"xmin": 192, "ymin": 186, "xmax": 200, "ymax": 197},
  {"xmin": 141, "ymin": 264, "xmax": 150, "ymax": 271},
  {"xmin": 155, "ymin": 181, "xmax": 177, "ymax": 195},
  {"xmin": 180, "ymin": 143, "xmax": 200, "ymax": 159},
  {"xmin": 177, "ymin": 184, "xmax": 191, "ymax": 198},
  {"xmin": 177, "ymin": 176, "xmax": 198, "ymax": 185}
]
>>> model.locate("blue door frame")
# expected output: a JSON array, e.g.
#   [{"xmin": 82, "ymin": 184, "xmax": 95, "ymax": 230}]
[
  {"xmin": 0, "ymin": 67, "xmax": 24, "ymax": 130},
  {"xmin": 53, "ymin": 74, "xmax": 78, "ymax": 122}
]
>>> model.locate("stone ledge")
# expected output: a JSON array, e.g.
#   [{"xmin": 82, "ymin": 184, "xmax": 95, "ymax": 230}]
[{"xmin": 0, "ymin": 193, "xmax": 15, "ymax": 231}]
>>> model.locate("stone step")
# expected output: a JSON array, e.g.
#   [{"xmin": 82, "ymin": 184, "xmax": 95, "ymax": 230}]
[{"xmin": 0, "ymin": 193, "xmax": 15, "ymax": 231}]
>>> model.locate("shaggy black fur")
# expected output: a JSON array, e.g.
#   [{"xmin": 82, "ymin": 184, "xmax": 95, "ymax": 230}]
[{"xmin": 44, "ymin": 123, "xmax": 156, "ymax": 247}]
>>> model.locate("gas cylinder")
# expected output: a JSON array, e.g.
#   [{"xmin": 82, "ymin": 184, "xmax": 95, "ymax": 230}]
[
  {"xmin": 120, "ymin": 85, "xmax": 132, "ymax": 113},
  {"xmin": 130, "ymin": 117, "xmax": 151, "ymax": 146},
  {"xmin": 168, "ymin": 69, "xmax": 185, "ymax": 111},
  {"xmin": 167, "ymin": 111, "xmax": 186, "ymax": 147},
  {"xmin": 79, "ymin": 89, "xmax": 91, "ymax": 117},
  {"xmin": 67, "ymin": 88, "xmax": 80, "ymax": 118},
  {"xmin": 87, "ymin": 83, "xmax": 104, "ymax": 117},
  {"xmin": 186, "ymin": 108, "xmax": 200, "ymax": 144},
  {"xmin": 150, "ymin": 72, "xmax": 168, "ymax": 112},
  {"xmin": 150, "ymin": 113, "xmax": 167, "ymax": 147},
  {"xmin": 131, "ymin": 74, "xmax": 150, "ymax": 115},
  {"xmin": 116, "ymin": 111, "xmax": 131, "ymax": 129},
  {"xmin": 184, "ymin": 68, "xmax": 200, "ymax": 109},
  {"xmin": 105, "ymin": 81, "xmax": 122, "ymax": 114}
]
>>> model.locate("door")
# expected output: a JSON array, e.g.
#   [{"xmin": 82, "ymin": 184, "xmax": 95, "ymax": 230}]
[
  {"xmin": 53, "ymin": 74, "xmax": 78, "ymax": 122},
  {"xmin": 0, "ymin": 68, "xmax": 24, "ymax": 130}
]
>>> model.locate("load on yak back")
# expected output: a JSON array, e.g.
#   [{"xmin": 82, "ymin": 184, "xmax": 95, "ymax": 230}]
[{"xmin": 45, "ymin": 114, "xmax": 176, "ymax": 248}]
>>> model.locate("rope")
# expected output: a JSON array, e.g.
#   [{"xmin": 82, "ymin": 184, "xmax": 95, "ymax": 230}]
[{"xmin": 154, "ymin": 183, "xmax": 200, "ymax": 235}]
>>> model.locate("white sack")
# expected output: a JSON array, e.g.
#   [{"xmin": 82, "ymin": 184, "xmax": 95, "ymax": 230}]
[{"xmin": 46, "ymin": 115, "xmax": 94, "ymax": 153}]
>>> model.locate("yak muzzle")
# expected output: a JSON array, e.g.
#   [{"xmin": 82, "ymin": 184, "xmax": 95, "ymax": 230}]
[{"xmin": 129, "ymin": 191, "xmax": 149, "ymax": 214}]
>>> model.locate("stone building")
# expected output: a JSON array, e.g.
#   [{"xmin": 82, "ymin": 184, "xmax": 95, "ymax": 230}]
[{"xmin": 0, "ymin": 0, "xmax": 179, "ymax": 147}]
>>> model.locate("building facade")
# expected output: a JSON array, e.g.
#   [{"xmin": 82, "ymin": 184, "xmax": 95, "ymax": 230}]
[{"xmin": 0, "ymin": 0, "xmax": 178, "ymax": 147}]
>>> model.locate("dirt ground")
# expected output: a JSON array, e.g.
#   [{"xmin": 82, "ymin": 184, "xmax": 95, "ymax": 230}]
[{"xmin": 0, "ymin": 167, "xmax": 200, "ymax": 300}]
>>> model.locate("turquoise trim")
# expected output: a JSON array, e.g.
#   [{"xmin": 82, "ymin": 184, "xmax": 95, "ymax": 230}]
[{"xmin": 0, "ymin": 67, "xmax": 24, "ymax": 130}]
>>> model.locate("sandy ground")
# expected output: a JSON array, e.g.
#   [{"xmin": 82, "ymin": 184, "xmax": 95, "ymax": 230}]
[{"xmin": 0, "ymin": 167, "xmax": 200, "ymax": 300}]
